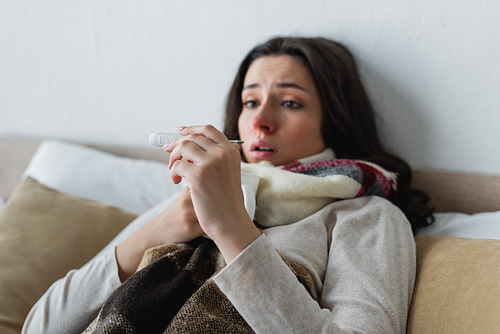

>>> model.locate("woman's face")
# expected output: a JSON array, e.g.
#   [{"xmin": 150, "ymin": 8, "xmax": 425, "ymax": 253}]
[{"xmin": 238, "ymin": 55, "xmax": 325, "ymax": 166}]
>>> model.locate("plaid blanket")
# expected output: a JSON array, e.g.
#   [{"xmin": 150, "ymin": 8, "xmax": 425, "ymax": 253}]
[{"xmin": 83, "ymin": 238, "xmax": 313, "ymax": 333}]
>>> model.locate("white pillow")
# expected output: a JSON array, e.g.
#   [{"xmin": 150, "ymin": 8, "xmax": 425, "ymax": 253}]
[
  {"xmin": 416, "ymin": 211, "xmax": 500, "ymax": 240},
  {"xmin": 23, "ymin": 140, "xmax": 184, "ymax": 215}
]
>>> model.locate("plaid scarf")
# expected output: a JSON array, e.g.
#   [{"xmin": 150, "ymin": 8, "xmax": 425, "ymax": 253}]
[{"xmin": 242, "ymin": 150, "xmax": 397, "ymax": 228}]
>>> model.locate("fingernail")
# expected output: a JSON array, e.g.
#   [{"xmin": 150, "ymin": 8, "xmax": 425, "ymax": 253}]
[
  {"xmin": 163, "ymin": 143, "xmax": 170, "ymax": 150},
  {"xmin": 175, "ymin": 126, "xmax": 186, "ymax": 131}
]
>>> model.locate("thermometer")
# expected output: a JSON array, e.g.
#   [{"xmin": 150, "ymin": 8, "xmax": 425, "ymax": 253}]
[{"xmin": 149, "ymin": 132, "xmax": 243, "ymax": 147}]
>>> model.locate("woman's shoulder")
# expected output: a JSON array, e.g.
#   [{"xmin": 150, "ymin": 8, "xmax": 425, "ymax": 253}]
[
  {"xmin": 332, "ymin": 195, "xmax": 405, "ymax": 217},
  {"xmin": 326, "ymin": 196, "xmax": 413, "ymax": 237}
]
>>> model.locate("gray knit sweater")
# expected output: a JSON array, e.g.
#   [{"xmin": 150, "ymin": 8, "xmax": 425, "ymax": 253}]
[{"xmin": 22, "ymin": 194, "xmax": 416, "ymax": 334}]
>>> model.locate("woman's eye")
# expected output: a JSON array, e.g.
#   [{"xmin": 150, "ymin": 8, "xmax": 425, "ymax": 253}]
[
  {"xmin": 243, "ymin": 100, "xmax": 258, "ymax": 108},
  {"xmin": 283, "ymin": 100, "xmax": 302, "ymax": 109}
]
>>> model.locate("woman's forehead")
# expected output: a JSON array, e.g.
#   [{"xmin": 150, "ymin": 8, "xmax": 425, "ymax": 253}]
[{"xmin": 243, "ymin": 55, "xmax": 315, "ymax": 90}]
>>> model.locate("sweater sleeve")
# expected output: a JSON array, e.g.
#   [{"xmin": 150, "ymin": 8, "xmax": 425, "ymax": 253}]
[
  {"xmin": 21, "ymin": 193, "xmax": 180, "ymax": 334},
  {"xmin": 213, "ymin": 197, "xmax": 416, "ymax": 334}
]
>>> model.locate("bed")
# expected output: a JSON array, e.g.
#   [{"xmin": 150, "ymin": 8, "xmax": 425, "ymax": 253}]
[{"xmin": 1, "ymin": 136, "xmax": 499, "ymax": 334}]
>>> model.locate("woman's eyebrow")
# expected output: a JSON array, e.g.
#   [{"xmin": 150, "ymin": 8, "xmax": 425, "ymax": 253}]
[
  {"xmin": 242, "ymin": 82, "xmax": 309, "ymax": 92},
  {"xmin": 243, "ymin": 83, "xmax": 259, "ymax": 90},
  {"xmin": 275, "ymin": 82, "xmax": 308, "ymax": 92}
]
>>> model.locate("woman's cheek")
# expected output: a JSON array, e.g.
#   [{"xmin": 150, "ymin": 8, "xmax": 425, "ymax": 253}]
[
  {"xmin": 291, "ymin": 117, "xmax": 325, "ymax": 155},
  {"xmin": 238, "ymin": 112, "xmax": 252, "ymax": 140},
  {"xmin": 237, "ymin": 113, "xmax": 252, "ymax": 162}
]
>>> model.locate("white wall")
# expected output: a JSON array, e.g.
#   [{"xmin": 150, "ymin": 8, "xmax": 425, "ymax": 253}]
[{"xmin": 1, "ymin": 0, "xmax": 499, "ymax": 174}]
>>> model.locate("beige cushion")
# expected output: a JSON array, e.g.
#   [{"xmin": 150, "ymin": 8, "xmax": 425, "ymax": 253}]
[
  {"xmin": 0, "ymin": 178, "xmax": 137, "ymax": 334},
  {"xmin": 407, "ymin": 236, "xmax": 500, "ymax": 334}
]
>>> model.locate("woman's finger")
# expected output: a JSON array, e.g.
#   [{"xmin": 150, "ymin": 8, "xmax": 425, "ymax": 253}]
[
  {"xmin": 165, "ymin": 132, "xmax": 215, "ymax": 155},
  {"xmin": 169, "ymin": 159, "xmax": 196, "ymax": 184},
  {"xmin": 165, "ymin": 126, "xmax": 232, "ymax": 170},
  {"xmin": 176, "ymin": 125, "xmax": 229, "ymax": 145},
  {"xmin": 167, "ymin": 140, "xmax": 206, "ymax": 169}
]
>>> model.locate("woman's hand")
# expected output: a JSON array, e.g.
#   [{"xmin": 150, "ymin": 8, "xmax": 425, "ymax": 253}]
[
  {"xmin": 165, "ymin": 125, "xmax": 261, "ymax": 263},
  {"xmin": 116, "ymin": 125, "xmax": 261, "ymax": 282},
  {"xmin": 116, "ymin": 186, "xmax": 204, "ymax": 282}
]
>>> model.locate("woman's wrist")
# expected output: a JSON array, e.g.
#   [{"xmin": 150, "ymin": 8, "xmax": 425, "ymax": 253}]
[
  {"xmin": 209, "ymin": 210, "xmax": 262, "ymax": 264},
  {"xmin": 116, "ymin": 229, "xmax": 150, "ymax": 282}
]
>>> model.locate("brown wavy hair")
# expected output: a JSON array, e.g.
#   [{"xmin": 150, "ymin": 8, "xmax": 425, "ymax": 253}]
[{"xmin": 223, "ymin": 36, "xmax": 434, "ymax": 234}]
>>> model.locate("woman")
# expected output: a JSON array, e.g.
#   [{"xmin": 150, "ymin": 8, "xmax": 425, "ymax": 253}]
[{"xmin": 23, "ymin": 37, "xmax": 433, "ymax": 334}]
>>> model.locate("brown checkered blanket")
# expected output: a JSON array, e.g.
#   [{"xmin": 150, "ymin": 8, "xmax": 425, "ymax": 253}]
[{"xmin": 83, "ymin": 238, "xmax": 313, "ymax": 333}]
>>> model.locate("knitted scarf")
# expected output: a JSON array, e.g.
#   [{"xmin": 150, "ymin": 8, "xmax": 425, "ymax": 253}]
[
  {"xmin": 82, "ymin": 153, "xmax": 397, "ymax": 334},
  {"xmin": 241, "ymin": 148, "xmax": 397, "ymax": 228}
]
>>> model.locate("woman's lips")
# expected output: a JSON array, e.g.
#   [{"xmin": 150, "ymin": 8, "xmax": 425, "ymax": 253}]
[{"xmin": 250, "ymin": 139, "xmax": 278, "ymax": 159}]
